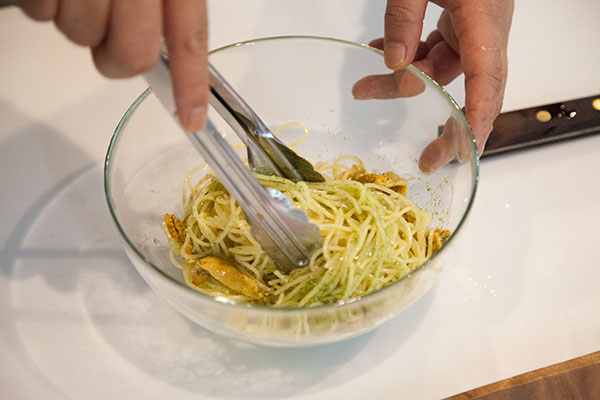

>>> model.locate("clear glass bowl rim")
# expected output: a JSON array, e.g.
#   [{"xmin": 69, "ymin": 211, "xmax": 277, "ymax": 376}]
[{"xmin": 103, "ymin": 35, "xmax": 480, "ymax": 314}]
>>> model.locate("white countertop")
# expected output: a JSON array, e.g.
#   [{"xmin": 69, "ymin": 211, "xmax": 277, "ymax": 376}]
[{"xmin": 1, "ymin": 1, "xmax": 599, "ymax": 399}]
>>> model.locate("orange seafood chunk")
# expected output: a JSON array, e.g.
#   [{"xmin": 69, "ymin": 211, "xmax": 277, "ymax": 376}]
[
  {"xmin": 404, "ymin": 212, "xmax": 416, "ymax": 224},
  {"xmin": 351, "ymin": 169, "xmax": 408, "ymax": 196},
  {"xmin": 191, "ymin": 268, "xmax": 210, "ymax": 286},
  {"xmin": 184, "ymin": 245, "xmax": 195, "ymax": 255},
  {"xmin": 165, "ymin": 214, "xmax": 185, "ymax": 244},
  {"xmin": 430, "ymin": 229, "xmax": 451, "ymax": 254},
  {"xmin": 196, "ymin": 256, "xmax": 262, "ymax": 299},
  {"xmin": 347, "ymin": 164, "xmax": 367, "ymax": 180}
]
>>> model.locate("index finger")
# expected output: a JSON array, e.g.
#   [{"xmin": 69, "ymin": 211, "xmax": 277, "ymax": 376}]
[
  {"xmin": 163, "ymin": 0, "xmax": 209, "ymax": 132},
  {"xmin": 384, "ymin": 0, "xmax": 428, "ymax": 69}
]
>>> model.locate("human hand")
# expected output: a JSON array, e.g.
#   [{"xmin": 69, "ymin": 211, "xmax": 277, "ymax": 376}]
[
  {"xmin": 14, "ymin": 0, "xmax": 209, "ymax": 131},
  {"xmin": 353, "ymin": 0, "xmax": 514, "ymax": 170}
]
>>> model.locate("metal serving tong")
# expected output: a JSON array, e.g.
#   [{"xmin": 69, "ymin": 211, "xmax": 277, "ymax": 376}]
[
  {"xmin": 208, "ymin": 65, "xmax": 325, "ymax": 183},
  {"xmin": 144, "ymin": 46, "xmax": 323, "ymax": 273}
]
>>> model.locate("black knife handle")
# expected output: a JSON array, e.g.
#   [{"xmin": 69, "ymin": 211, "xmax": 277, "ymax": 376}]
[{"xmin": 482, "ymin": 94, "xmax": 600, "ymax": 158}]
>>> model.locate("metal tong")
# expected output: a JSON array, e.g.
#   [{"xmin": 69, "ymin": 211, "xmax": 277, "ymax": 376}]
[
  {"xmin": 144, "ymin": 46, "xmax": 323, "ymax": 273},
  {"xmin": 208, "ymin": 65, "xmax": 325, "ymax": 183}
]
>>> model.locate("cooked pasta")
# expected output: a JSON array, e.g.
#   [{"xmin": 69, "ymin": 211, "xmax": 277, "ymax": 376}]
[{"xmin": 164, "ymin": 154, "xmax": 449, "ymax": 307}]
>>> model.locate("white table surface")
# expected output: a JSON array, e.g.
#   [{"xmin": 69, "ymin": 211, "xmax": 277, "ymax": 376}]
[{"xmin": 1, "ymin": 1, "xmax": 599, "ymax": 399}]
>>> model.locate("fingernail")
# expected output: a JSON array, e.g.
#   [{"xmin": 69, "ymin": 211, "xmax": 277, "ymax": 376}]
[
  {"xmin": 385, "ymin": 42, "xmax": 406, "ymax": 70},
  {"xmin": 181, "ymin": 105, "xmax": 207, "ymax": 132}
]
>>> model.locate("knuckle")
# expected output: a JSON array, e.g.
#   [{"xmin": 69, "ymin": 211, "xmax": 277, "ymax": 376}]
[
  {"xmin": 486, "ymin": 65, "xmax": 507, "ymax": 98},
  {"xmin": 172, "ymin": 27, "xmax": 207, "ymax": 57},
  {"xmin": 18, "ymin": 0, "xmax": 57, "ymax": 21},
  {"xmin": 93, "ymin": 57, "xmax": 115, "ymax": 78},
  {"xmin": 385, "ymin": 3, "xmax": 422, "ymax": 28},
  {"xmin": 119, "ymin": 50, "xmax": 158, "ymax": 76},
  {"xmin": 468, "ymin": 53, "xmax": 508, "ymax": 96},
  {"xmin": 484, "ymin": 70, "xmax": 505, "ymax": 94},
  {"xmin": 56, "ymin": 23, "xmax": 105, "ymax": 47},
  {"xmin": 95, "ymin": 44, "xmax": 159, "ymax": 78},
  {"xmin": 474, "ymin": 70, "xmax": 505, "ymax": 114}
]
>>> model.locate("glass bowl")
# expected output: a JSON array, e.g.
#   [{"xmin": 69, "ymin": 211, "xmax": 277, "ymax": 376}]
[{"xmin": 104, "ymin": 36, "xmax": 478, "ymax": 347}]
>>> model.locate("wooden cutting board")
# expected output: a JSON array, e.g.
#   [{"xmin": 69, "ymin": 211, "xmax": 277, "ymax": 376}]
[{"xmin": 445, "ymin": 351, "xmax": 600, "ymax": 400}]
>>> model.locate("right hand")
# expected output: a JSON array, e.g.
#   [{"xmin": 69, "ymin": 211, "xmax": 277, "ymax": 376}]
[
  {"xmin": 353, "ymin": 0, "xmax": 514, "ymax": 172},
  {"xmin": 15, "ymin": 0, "xmax": 209, "ymax": 131}
]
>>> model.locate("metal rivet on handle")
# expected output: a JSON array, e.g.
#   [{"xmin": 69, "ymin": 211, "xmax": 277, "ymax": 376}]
[{"xmin": 535, "ymin": 110, "xmax": 552, "ymax": 123}]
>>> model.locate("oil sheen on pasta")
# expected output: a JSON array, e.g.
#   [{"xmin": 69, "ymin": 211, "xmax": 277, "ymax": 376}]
[{"xmin": 164, "ymin": 154, "xmax": 449, "ymax": 307}]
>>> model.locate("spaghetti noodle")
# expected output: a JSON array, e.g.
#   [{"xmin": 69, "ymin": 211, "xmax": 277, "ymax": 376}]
[{"xmin": 164, "ymin": 154, "xmax": 449, "ymax": 307}]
